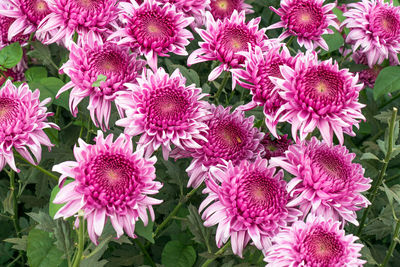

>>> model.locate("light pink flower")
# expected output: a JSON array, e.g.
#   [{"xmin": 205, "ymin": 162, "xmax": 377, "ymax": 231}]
[
  {"xmin": 343, "ymin": 0, "xmax": 400, "ymax": 67},
  {"xmin": 260, "ymin": 134, "xmax": 292, "ymax": 160},
  {"xmin": 57, "ymin": 32, "xmax": 145, "ymax": 130},
  {"xmin": 115, "ymin": 67, "xmax": 209, "ymax": 160},
  {"xmin": 270, "ymin": 51, "xmax": 365, "ymax": 145},
  {"xmin": 109, "ymin": 0, "xmax": 194, "ymax": 71},
  {"xmin": 0, "ymin": 80, "xmax": 58, "ymax": 172},
  {"xmin": 271, "ymin": 137, "xmax": 371, "ymax": 225},
  {"xmin": 171, "ymin": 104, "xmax": 264, "ymax": 188},
  {"xmin": 268, "ymin": 0, "xmax": 338, "ymax": 51},
  {"xmin": 52, "ymin": 131, "xmax": 162, "ymax": 244},
  {"xmin": 200, "ymin": 158, "xmax": 301, "ymax": 257},
  {"xmin": 264, "ymin": 216, "xmax": 366, "ymax": 267},
  {"xmin": 208, "ymin": 0, "xmax": 253, "ymax": 21},
  {"xmin": 188, "ymin": 10, "xmax": 268, "ymax": 83},
  {"xmin": 36, "ymin": 0, "xmax": 118, "ymax": 47}
]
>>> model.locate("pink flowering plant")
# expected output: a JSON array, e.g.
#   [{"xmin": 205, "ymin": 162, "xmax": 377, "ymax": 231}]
[{"xmin": 1, "ymin": 0, "xmax": 400, "ymax": 266}]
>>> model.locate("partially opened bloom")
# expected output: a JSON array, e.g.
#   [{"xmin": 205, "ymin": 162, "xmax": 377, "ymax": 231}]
[
  {"xmin": 57, "ymin": 33, "xmax": 145, "ymax": 130},
  {"xmin": 171, "ymin": 104, "xmax": 264, "ymax": 188},
  {"xmin": 268, "ymin": 0, "xmax": 338, "ymax": 51},
  {"xmin": 116, "ymin": 67, "xmax": 209, "ymax": 160},
  {"xmin": 271, "ymin": 137, "xmax": 371, "ymax": 225},
  {"xmin": 200, "ymin": 158, "xmax": 301, "ymax": 257},
  {"xmin": 0, "ymin": 80, "xmax": 58, "ymax": 172},
  {"xmin": 208, "ymin": 0, "xmax": 253, "ymax": 21},
  {"xmin": 264, "ymin": 216, "xmax": 365, "ymax": 266},
  {"xmin": 52, "ymin": 131, "xmax": 163, "ymax": 244},
  {"xmin": 37, "ymin": 0, "xmax": 118, "ymax": 47},
  {"xmin": 261, "ymin": 134, "xmax": 292, "ymax": 160},
  {"xmin": 343, "ymin": 0, "xmax": 400, "ymax": 67},
  {"xmin": 188, "ymin": 10, "xmax": 268, "ymax": 83},
  {"xmin": 110, "ymin": 0, "xmax": 193, "ymax": 70},
  {"xmin": 270, "ymin": 51, "xmax": 365, "ymax": 145}
]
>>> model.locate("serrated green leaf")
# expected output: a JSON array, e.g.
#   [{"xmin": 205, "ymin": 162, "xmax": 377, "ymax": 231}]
[
  {"xmin": 0, "ymin": 42, "xmax": 23, "ymax": 69},
  {"xmin": 92, "ymin": 74, "xmax": 107, "ymax": 87},
  {"xmin": 2, "ymin": 190, "xmax": 14, "ymax": 215},
  {"xmin": 373, "ymin": 66, "xmax": 400, "ymax": 100},
  {"xmin": 377, "ymin": 139, "xmax": 387, "ymax": 154},
  {"xmin": 375, "ymin": 110, "xmax": 400, "ymax": 123},
  {"xmin": 4, "ymin": 236, "xmax": 28, "ymax": 251},
  {"xmin": 27, "ymin": 41, "xmax": 58, "ymax": 72},
  {"xmin": 27, "ymin": 211, "xmax": 56, "ymax": 233},
  {"xmin": 161, "ymin": 240, "xmax": 196, "ymax": 267},
  {"xmin": 25, "ymin": 67, "xmax": 48, "ymax": 82},
  {"xmin": 135, "ymin": 214, "xmax": 154, "ymax": 243},
  {"xmin": 186, "ymin": 204, "xmax": 212, "ymax": 248},
  {"xmin": 53, "ymin": 219, "xmax": 74, "ymax": 261},
  {"xmin": 27, "ymin": 229, "xmax": 63, "ymax": 267}
]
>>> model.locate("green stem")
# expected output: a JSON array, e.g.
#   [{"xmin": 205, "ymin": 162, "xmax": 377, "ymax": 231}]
[
  {"xmin": 14, "ymin": 153, "xmax": 59, "ymax": 182},
  {"xmin": 357, "ymin": 107, "xmax": 398, "ymax": 236},
  {"xmin": 7, "ymin": 170, "xmax": 21, "ymax": 237},
  {"xmin": 153, "ymin": 186, "xmax": 200, "ymax": 238},
  {"xmin": 134, "ymin": 239, "xmax": 156, "ymax": 267},
  {"xmin": 340, "ymin": 50, "xmax": 354, "ymax": 65},
  {"xmin": 72, "ymin": 216, "xmax": 85, "ymax": 267},
  {"xmin": 381, "ymin": 219, "xmax": 400, "ymax": 267},
  {"xmin": 214, "ymin": 71, "xmax": 230, "ymax": 105},
  {"xmin": 201, "ymin": 240, "xmax": 231, "ymax": 267},
  {"xmin": 286, "ymin": 36, "xmax": 295, "ymax": 47}
]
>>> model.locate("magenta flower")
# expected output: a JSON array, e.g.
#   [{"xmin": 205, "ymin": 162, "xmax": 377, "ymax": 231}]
[
  {"xmin": 115, "ymin": 67, "xmax": 209, "ymax": 160},
  {"xmin": 208, "ymin": 0, "xmax": 253, "ymax": 21},
  {"xmin": 0, "ymin": 15, "xmax": 30, "ymax": 48},
  {"xmin": 36, "ymin": 0, "xmax": 118, "ymax": 47},
  {"xmin": 52, "ymin": 131, "xmax": 162, "ymax": 244},
  {"xmin": 271, "ymin": 137, "xmax": 371, "ymax": 225},
  {"xmin": 200, "ymin": 158, "xmax": 301, "ymax": 257},
  {"xmin": 268, "ymin": 0, "xmax": 338, "ymax": 51},
  {"xmin": 171, "ymin": 104, "xmax": 264, "ymax": 188},
  {"xmin": 359, "ymin": 65, "xmax": 382, "ymax": 89},
  {"xmin": 270, "ymin": 51, "xmax": 365, "ymax": 145},
  {"xmin": 261, "ymin": 134, "xmax": 292, "ymax": 160},
  {"xmin": 57, "ymin": 33, "xmax": 145, "ymax": 130},
  {"xmin": 0, "ymin": 67, "xmax": 25, "ymax": 86},
  {"xmin": 264, "ymin": 216, "xmax": 365, "ymax": 267},
  {"xmin": 343, "ymin": 0, "xmax": 400, "ymax": 67},
  {"xmin": 0, "ymin": 80, "xmax": 58, "ymax": 172},
  {"xmin": 231, "ymin": 44, "xmax": 294, "ymax": 136},
  {"xmin": 110, "ymin": 0, "xmax": 193, "ymax": 71},
  {"xmin": 188, "ymin": 10, "xmax": 268, "ymax": 83},
  {"xmin": 158, "ymin": 0, "xmax": 209, "ymax": 19}
]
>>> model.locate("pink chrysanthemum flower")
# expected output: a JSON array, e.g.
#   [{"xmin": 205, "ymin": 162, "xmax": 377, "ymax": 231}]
[
  {"xmin": 270, "ymin": 51, "xmax": 365, "ymax": 145},
  {"xmin": 36, "ymin": 0, "xmax": 118, "ymax": 47},
  {"xmin": 158, "ymin": 0, "xmax": 209, "ymax": 19},
  {"xmin": 0, "ymin": 0, "xmax": 50, "ymax": 42},
  {"xmin": 359, "ymin": 65, "xmax": 382, "ymax": 89},
  {"xmin": 200, "ymin": 158, "xmax": 301, "ymax": 257},
  {"xmin": 116, "ymin": 67, "xmax": 209, "ymax": 160},
  {"xmin": 208, "ymin": 0, "xmax": 253, "ymax": 21},
  {"xmin": 264, "ymin": 216, "xmax": 365, "ymax": 267},
  {"xmin": 271, "ymin": 137, "xmax": 371, "ymax": 225},
  {"xmin": 188, "ymin": 10, "xmax": 268, "ymax": 83},
  {"xmin": 57, "ymin": 33, "xmax": 145, "ymax": 130},
  {"xmin": 231, "ymin": 44, "xmax": 294, "ymax": 136},
  {"xmin": 0, "ymin": 68, "xmax": 25, "ymax": 86},
  {"xmin": 261, "ymin": 134, "xmax": 292, "ymax": 160},
  {"xmin": 52, "ymin": 131, "xmax": 162, "ymax": 244},
  {"xmin": 110, "ymin": 0, "xmax": 193, "ymax": 71},
  {"xmin": 268, "ymin": 0, "xmax": 338, "ymax": 51},
  {"xmin": 343, "ymin": 0, "xmax": 400, "ymax": 67},
  {"xmin": 0, "ymin": 15, "xmax": 30, "ymax": 48},
  {"xmin": 171, "ymin": 104, "xmax": 264, "ymax": 188},
  {"xmin": 0, "ymin": 80, "xmax": 58, "ymax": 172}
]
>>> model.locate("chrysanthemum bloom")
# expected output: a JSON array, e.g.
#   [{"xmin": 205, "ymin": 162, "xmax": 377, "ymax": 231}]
[
  {"xmin": 0, "ymin": 15, "xmax": 30, "ymax": 48},
  {"xmin": 158, "ymin": 0, "xmax": 209, "ymax": 20},
  {"xmin": 0, "ymin": 0, "xmax": 50, "ymax": 42},
  {"xmin": 343, "ymin": 0, "xmax": 400, "ymax": 67},
  {"xmin": 0, "ymin": 80, "xmax": 58, "ymax": 172},
  {"xmin": 0, "ymin": 68, "xmax": 25, "ymax": 86},
  {"xmin": 110, "ymin": 0, "xmax": 193, "ymax": 71},
  {"xmin": 268, "ymin": 0, "xmax": 338, "ymax": 51},
  {"xmin": 52, "ymin": 131, "xmax": 162, "ymax": 244},
  {"xmin": 171, "ymin": 104, "xmax": 264, "ymax": 188},
  {"xmin": 200, "ymin": 158, "xmax": 301, "ymax": 257},
  {"xmin": 261, "ymin": 134, "xmax": 292, "ymax": 160},
  {"xmin": 188, "ymin": 10, "xmax": 268, "ymax": 83},
  {"xmin": 358, "ymin": 65, "xmax": 382, "ymax": 89},
  {"xmin": 116, "ymin": 68, "xmax": 209, "ymax": 160},
  {"xmin": 57, "ymin": 33, "xmax": 145, "ymax": 130},
  {"xmin": 264, "ymin": 216, "xmax": 365, "ymax": 267},
  {"xmin": 208, "ymin": 0, "xmax": 253, "ymax": 21},
  {"xmin": 36, "ymin": 0, "xmax": 118, "ymax": 47},
  {"xmin": 271, "ymin": 137, "xmax": 371, "ymax": 225},
  {"xmin": 270, "ymin": 51, "xmax": 365, "ymax": 145},
  {"xmin": 231, "ymin": 44, "xmax": 294, "ymax": 136}
]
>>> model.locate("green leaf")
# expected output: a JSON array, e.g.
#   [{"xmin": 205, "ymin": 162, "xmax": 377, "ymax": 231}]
[
  {"xmin": 92, "ymin": 74, "xmax": 107, "ymax": 87},
  {"xmin": 373, "ymin": 66, "xmax": 400, "ymax": 100},
  {"xmin": 0, "ymin": 42, "xmax": 23, "ymax": 69},
  {"xmin": 27, "ymin": 229, "xmax": 63, "ymax": 267},
  {"xmin": 135, "ymin": 214, "xmax": 155, "ymax": 243},
  {"xmin": 161, "ymin": 240, "xmax": 196, "ymax": 267},
  {"xmin": 49, "ymin": 180, "xmax": 73, "ymax": 218},
  {"xmin": 186, "ymin": 204, "xmax": 212, "ymax": 247},
  {"xmin": 170, "ymin": 64, "xmax": 200, "ymax": 87},
  {"xmin": 360, "ymin": 152, "xmax": 381, "ymax": 161},
  {"xmin": 29, "ymin": 77, "xmax": 68, "ymax": 110},
  {"xmin": 375, "ymin": 110, "xmax": 400, "ymax": 123},
  {"xmin": 4, "ymin": 236, "xmax": 28, "ymax": 251},
  {"xmin": 27, "ymin": 211, "xmax": 56, "ymax": 233},
  {"xmin": 27, "ymin": 41, "xmax": 58, "ymax": 72},
  {"xmin": 321, "ymin": 28, "xmax": 344, "ymax": 54},
  {"xmin": 25, "ymin": 67, "xmax": 48, "ymax": 82}
]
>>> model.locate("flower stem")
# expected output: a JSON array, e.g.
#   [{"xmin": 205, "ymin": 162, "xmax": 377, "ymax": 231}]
[
  {"xmin": 134, "ymin": 238, "xmax": 156, "ymax": 267},
  {"xmin": 200, "ymin": 240, "xmax": 231, "ymax": 267},
  {"xmin": 357, "ymin": 107, "xmax": 398, "ymax": 236},
  {"xmin": 14, "ymin": 153, "xmax": 59, "ymax": 182},
  {"xmin": 72, "ymin": 216, "xmax": 85, "ymax": 267},
  {"xmin": 214, "ymin": 71, "xmax": 230, "ymax": 105},
  {"xmin": 381, "ymin": 219, "xmax": 400, "ymax": 267}
]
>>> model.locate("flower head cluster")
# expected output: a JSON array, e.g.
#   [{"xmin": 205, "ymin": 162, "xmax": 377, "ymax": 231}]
[
  {"xmin": 271, "ymin": 137, "xmax": 371, "ymax": 225},
  {"xmin": 200, "ymin": 158, "xmax": 301, "ymax": 257},
  {"xmin": 264, "ymin": 216, "xmax": 365, "ymax": 266},
  {"xmin": 268, "ymin": 0, "xmax": 338, "ymax": 51},
  {"xmin": 0, "ymin": 80, "xmax": 58, "ymax": 172},
  {"xmin": 53, "ymin": 131, "xmax": 162, "ymax": 244}
]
